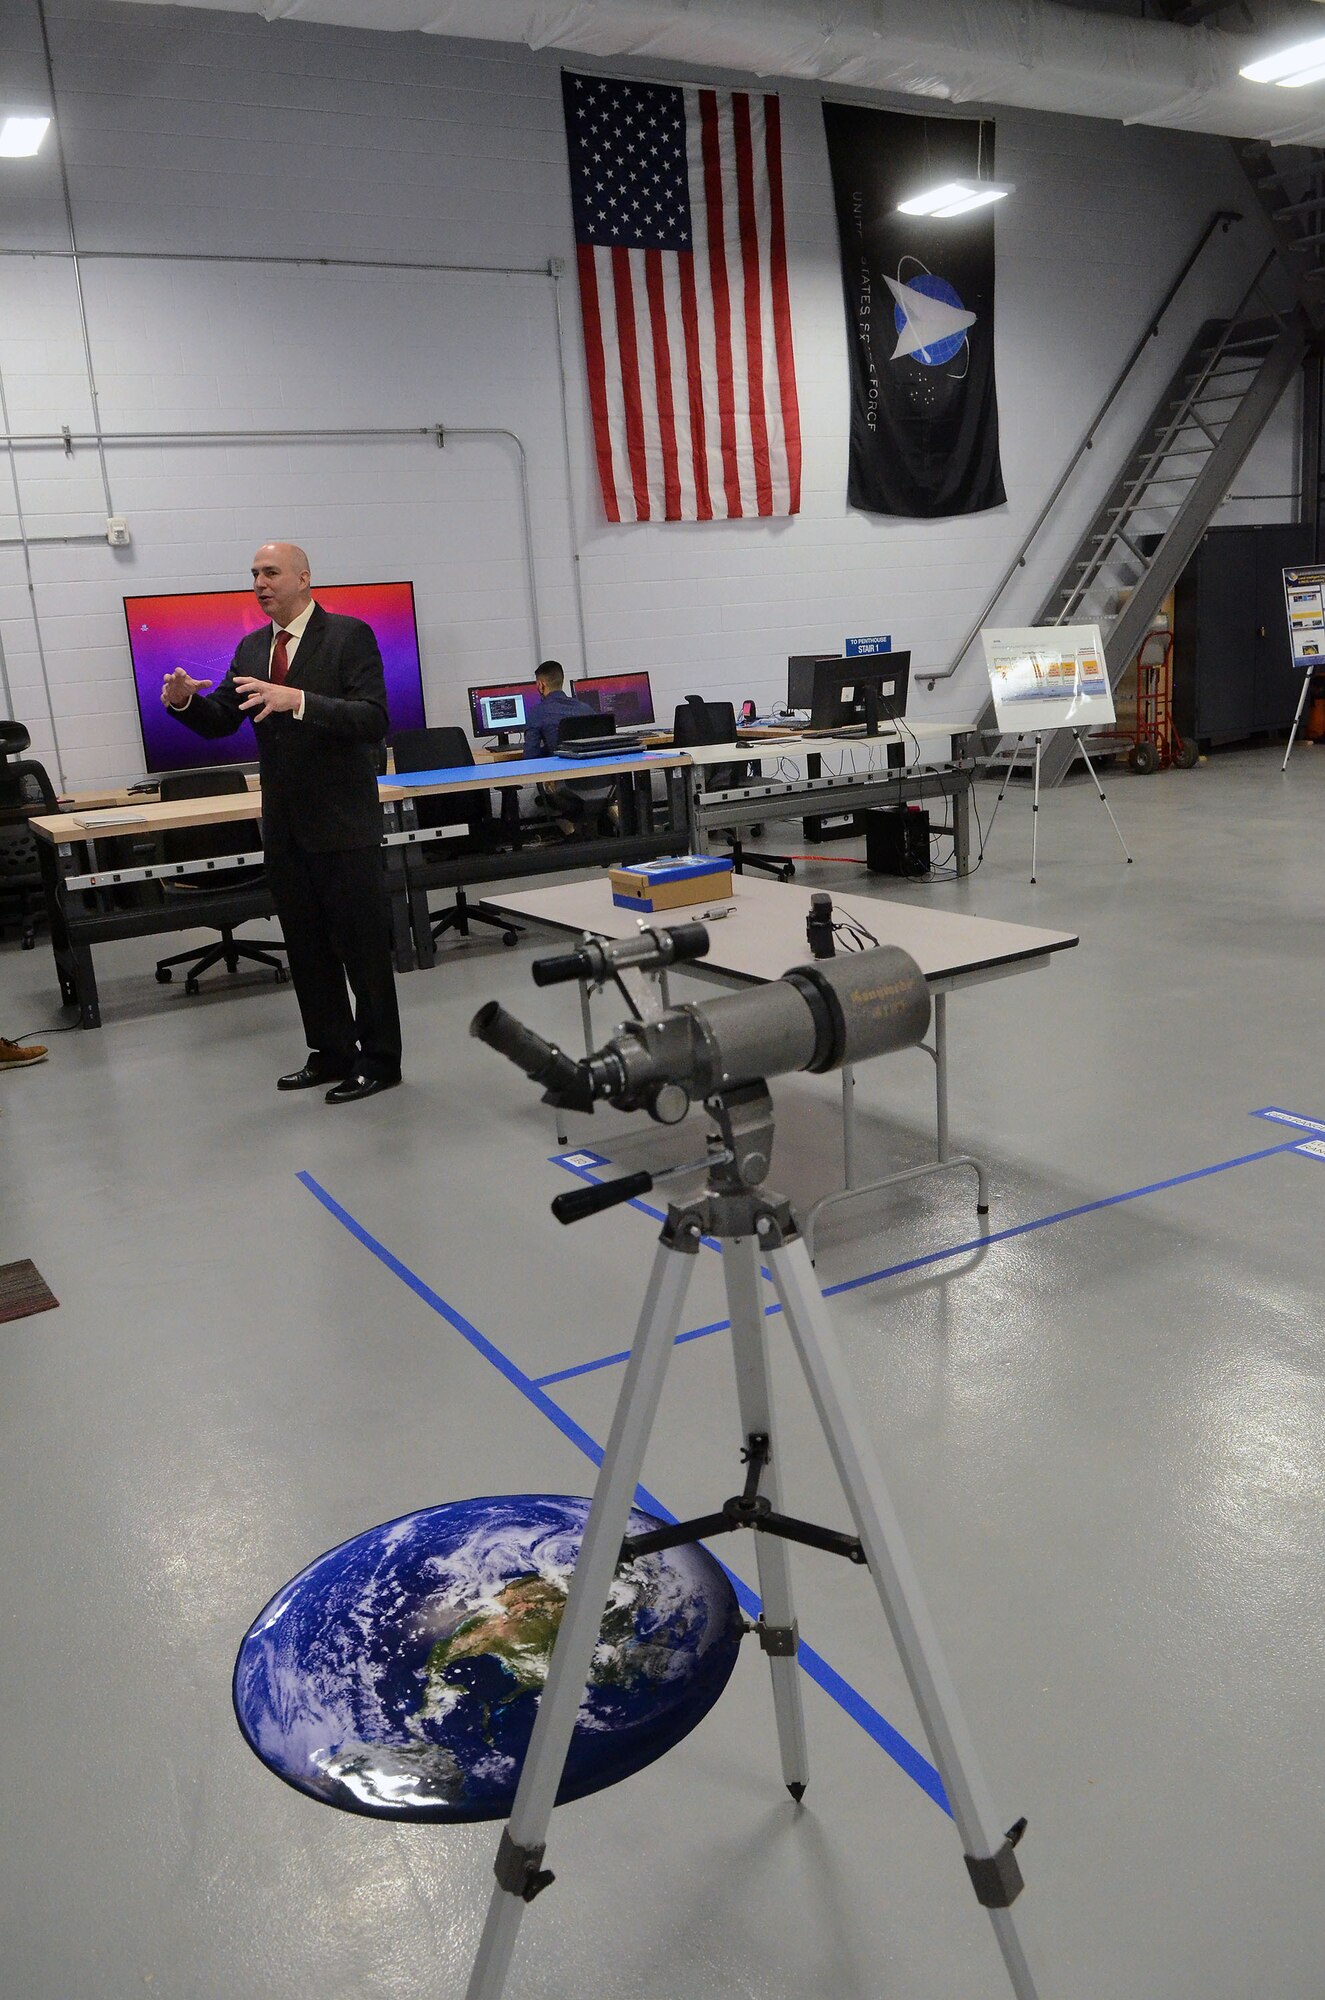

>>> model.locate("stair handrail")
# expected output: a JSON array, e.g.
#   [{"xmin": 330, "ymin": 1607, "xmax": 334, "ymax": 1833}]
[{"xmin": 928, "ymin": 207, "xmax": 1242, "ymax": 686}]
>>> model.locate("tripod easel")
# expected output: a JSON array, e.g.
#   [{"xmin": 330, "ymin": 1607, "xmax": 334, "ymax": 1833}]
[
  {"xmin": 464, "ymin": 1083, "xmax": 1042, "ymax": 2000},
  {"xmin": 982, "ymin": 729, "xmax": 1132, "ymax": 883},
  {"xmin": 1282, "ymin": 670, "xmax": 1315, "ymax": 772}
]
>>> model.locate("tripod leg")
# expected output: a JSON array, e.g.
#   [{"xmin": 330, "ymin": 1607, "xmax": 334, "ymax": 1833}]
[
  {"xmin": 723, "ymin": 1234, "xmax": 810, "ymax": 1800},
  {"xmin": 765, "ymin": 1235, "xmax": 1042, "ymax": 2000},
  {"xmin": 841, "ymin": 1062, "xmax": 856, "ymax": 1186},
  {"xmin": 465, "ymin": 1236, "xmax": 695, "ymax": 2000},
  {"xmin": 1030, "ymin": 734, "xmax": 1041, "ymax": 883},
  {"xmin": 1283, "ymin": 671, "xmax": 1312, "ymax": 772},
  {"xmin": 978, "ymin": 734, "xmax": 1021, "ymax": 854},
  {"xmin": 1073, "ymin": 732, "xmax": 1132, "ymax": 863}
]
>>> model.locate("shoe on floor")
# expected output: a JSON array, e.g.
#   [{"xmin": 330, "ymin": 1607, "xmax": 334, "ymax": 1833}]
[
  {"xmin": 277, "ymin": 1056, "xmax": 352, "ymax": 1091},
  {"xmin": 325, "ymin": 1072, "xmax": 402, "ymax": 1105},
  {"xmin": 0, "ymin": 1037, "xmax": 48, "ymax": 1069}
]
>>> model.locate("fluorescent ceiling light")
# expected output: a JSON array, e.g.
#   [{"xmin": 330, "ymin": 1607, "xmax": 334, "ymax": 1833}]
[
  {"xmin": 0, "ymin": 115, "xmax": 51, "ymax": 157},
  {"xmin": 897, "ymin": 178, "xmax": 1013, "ymax": 218},
  {"xmin": 1239, "ymin": 35, "xmax": 1325, "ymax": 86}
]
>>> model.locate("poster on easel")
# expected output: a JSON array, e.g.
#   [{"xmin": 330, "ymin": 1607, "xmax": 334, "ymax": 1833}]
[
  {"xmin": 1282, "ymin": 565, "xmax": 1325, "ymax": 670},
  {"xmin": 980, "ymin": 624, "xmax": 1114, "ymax": 734}
]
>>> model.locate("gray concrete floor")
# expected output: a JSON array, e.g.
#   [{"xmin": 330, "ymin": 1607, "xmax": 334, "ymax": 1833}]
[{"xmin": 1, "ymin": 743, "xmax": 1322, "ymax": 2000}]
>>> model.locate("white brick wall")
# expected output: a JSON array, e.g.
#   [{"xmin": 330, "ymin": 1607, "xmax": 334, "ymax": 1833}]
[{"xmin": 0, "ymin": 0, "xmax": 1301, "ymax": 786}]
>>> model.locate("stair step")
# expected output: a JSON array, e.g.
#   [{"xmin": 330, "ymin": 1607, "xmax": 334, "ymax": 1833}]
[{"xmin": 1271, "ymin": 195, "xmax": 1325, "ymax": 221}]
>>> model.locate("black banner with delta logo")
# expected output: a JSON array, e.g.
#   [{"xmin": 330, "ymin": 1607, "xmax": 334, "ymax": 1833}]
[{"xmin": 822, "ymin": 102, "xmax": 1005, "ymax": 519}]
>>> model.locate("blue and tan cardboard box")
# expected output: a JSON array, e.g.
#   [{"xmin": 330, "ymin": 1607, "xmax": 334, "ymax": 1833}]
[{"xmin": 608, "ymin": 854, "xmax": 734, "ymax": 913}]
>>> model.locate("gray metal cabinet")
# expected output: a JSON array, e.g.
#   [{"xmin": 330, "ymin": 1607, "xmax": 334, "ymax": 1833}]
[{"xmin": 1173, "ymin": 523, "xmax": 1313, "ymax": 747}]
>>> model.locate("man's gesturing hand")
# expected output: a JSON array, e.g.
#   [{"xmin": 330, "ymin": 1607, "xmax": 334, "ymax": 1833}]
[
  {"xmin": 161, "ymin": 667, "xmax": 212, "ymax": 710},
  {"xmin": 235, "ymin": 677, "xmax": 302, "ymax": 723}
]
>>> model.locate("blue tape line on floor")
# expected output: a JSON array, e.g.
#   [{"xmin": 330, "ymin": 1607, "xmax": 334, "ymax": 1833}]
[
  {"xmin": 542, "ymin": 1135, "xmax": 1306, "ymax": 1382},
  {"xmin": 535, "ymin": 1308, "xmax": 780, "ymax": 1390},
  {"xmin": 1252, "ymin": 1105, "xmax": 1325, "ymax": 1136},
  {"xmin": 822, "ymin": 1137, "xmax": 1304, "ymax": 1302},
  {"xmin": 297, "ymin": 1169, "xmax": 950, "ymax": 1816}
]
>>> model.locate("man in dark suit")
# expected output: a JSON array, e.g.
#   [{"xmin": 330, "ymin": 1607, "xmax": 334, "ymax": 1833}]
[{"xmin": 160, "ymin": 542, "xmax": 402, "ymax": 1103}]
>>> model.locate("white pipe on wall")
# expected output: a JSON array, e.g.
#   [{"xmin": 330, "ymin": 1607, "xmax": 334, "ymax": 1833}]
[{"xmin": 116, "ymin": 0, "xmax": 1325, "ymax": 146}]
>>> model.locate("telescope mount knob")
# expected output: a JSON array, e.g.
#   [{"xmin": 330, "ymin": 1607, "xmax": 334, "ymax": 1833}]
[{"xmin": 649, "ymin": 1082, "xmax": 691, "ymax": 1126}]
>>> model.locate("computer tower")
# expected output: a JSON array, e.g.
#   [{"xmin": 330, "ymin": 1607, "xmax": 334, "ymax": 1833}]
[{"xmin": 864, "ymin": 806, "xmax": 930, "ymax": 877}]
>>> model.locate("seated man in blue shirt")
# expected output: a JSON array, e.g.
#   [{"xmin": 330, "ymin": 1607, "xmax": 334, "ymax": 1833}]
[{"xmin": 523, "ymin": 660, "xmax": 616, "ymax": 835}]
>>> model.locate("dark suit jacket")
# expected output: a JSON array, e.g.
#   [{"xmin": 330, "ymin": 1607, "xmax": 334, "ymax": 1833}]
[{"xmin": 171, "ymin": 604, "xmax": 388, "ymax": 853}]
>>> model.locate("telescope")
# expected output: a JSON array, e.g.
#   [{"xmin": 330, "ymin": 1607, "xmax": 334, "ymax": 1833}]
[{"xmin": 470, "ymin": 921, "xmax": 930, "ymax": 1133}]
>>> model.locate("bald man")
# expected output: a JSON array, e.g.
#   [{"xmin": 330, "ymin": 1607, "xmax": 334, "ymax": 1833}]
[{"xmin": 161, "ymin": 543, "xmax": 402, "ymax": 1102}]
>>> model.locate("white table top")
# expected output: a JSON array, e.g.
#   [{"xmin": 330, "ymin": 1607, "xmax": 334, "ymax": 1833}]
[
  {"xmin": 485, "ymin": 872, "xmax": 1077, "ymax": 986},
  {"xmin": 678, "ymin": 723, "xmax": 964, "ymax": 770}
]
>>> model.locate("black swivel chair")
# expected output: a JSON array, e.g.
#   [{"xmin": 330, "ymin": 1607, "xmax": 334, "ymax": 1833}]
[
  {"xmin": 153, "ymin": 768, "xmax": 289, "ymax": 993},
  {"xmin": 0, "ymin": 721, "xmax": 58, "ymax": 950},
  {"xmin": 391, "ymin": 726, "xmax": 520, "ymax": 948},
  {"xmin": 672, "ymin": 697, "xmax": 795, "ymax": 882},
  {"xmin": 552, "ymin": 713, "xmax": 622, "ymax": 835}
]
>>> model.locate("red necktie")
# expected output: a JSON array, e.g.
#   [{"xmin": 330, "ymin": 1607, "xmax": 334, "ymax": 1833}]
[{"xmin": 271, "ymin": 629, "xmax": 291, "ymax": 685}]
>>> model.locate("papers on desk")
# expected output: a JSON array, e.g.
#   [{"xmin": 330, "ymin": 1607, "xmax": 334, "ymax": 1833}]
[{"xmin": 71, "ymin": 812, "xmax": 151, "ymax": 830}]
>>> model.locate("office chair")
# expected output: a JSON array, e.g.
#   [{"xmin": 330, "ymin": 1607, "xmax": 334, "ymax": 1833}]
[
  {"xmin": 672, "ymin": 697, "xmax": 795, "ymax": 883},
  {"xmin": 153, "ymin": 768, "xmax": 289, "ymax": 993},
  {"xmin": 551, "ymin": 713, "xmax": 622, "ymax": 834},
  {"xmin": 390, "ymin": 726, "xmax": 520, "ymax": 948},
  {"xmin": 0, "ymin": 723, "xmax": 58, "ymax": 950}
]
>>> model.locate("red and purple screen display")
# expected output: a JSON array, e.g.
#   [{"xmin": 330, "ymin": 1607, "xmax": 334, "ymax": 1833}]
[{"xmin": 125, "ymin": 581, "xmax": 426, "ymax": 775}]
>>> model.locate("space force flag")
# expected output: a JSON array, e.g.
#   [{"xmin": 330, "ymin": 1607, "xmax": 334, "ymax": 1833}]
[
  {"xmin": 822, "ymin": 103, "xmax": 1005, "ymax": 520},
  {"xmin": 562, "ymin": 70, "xmax": 802, "ymax": 523}
]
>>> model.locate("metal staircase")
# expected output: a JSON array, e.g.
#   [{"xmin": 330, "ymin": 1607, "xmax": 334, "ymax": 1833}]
[
  {"xmin": 976, "ymin": 255, "xmax": 1309, "ymax": 785},
  {"xmin": 1234, "ymin": 141, "xmax": 1325, "ymax": 326}
]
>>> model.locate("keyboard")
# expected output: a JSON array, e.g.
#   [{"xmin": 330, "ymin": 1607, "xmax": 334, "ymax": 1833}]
[{"xmin": 554, "ymin": 738, "xmax": 643, "ymax": 760}]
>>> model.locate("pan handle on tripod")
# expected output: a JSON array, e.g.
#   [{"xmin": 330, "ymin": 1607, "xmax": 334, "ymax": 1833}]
[{"xmin": 551, "ymin": 1172, "xmax": 655, "ymax": 1224}]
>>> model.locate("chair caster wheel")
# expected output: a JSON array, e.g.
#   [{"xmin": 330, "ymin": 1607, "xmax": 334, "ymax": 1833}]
[
  {"xmin": 501, "ymin": 932, "xmax": 517, "ymax": 947},
  {"xmin": 21, "ymin": 937, "xmax": 36, "ymax": 951},
  {"xmin": 155, "ymin": 967, "xmax": 172, "ymax": 984},
  {"xmin": 780, "ymin": 864, "xmax": 796, "ymax": 882},
  {"xmin": 185, "ymin": 977, "xmax": 200, "ymax": 995},
  {"xmin": 275, "ymin": 967, "xmax": 290, "ymax": 983}
]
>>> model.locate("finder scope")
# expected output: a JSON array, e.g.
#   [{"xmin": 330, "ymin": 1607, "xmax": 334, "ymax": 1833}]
[
  {"xmin": 531, "ymin": 921, "xmax": 710, "ymax": 989},
  {"xmin": 471, "ymin": 925, "xmax": 930, "ymax": 1127}
]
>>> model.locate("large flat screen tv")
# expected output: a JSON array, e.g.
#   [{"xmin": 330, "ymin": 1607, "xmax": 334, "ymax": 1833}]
[{"xmin": 125, "ymin": 581, "xmax": 427, "ymax": 776}]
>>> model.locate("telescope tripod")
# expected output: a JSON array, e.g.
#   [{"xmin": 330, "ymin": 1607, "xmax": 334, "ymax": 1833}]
[{"xmin": 465, "ymin": 1082, "xmax": 1042, "ymax": 2000}]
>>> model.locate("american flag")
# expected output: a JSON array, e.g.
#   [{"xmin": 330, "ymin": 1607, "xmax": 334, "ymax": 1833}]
[{"xmin": 562, "ymin": 70, "xmax": 802, "ymax": 523}]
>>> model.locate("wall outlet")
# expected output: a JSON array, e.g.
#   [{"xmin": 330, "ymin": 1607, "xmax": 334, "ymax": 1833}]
[{"xmin": 106, "ymin": 516, "xmax": 131, "ymax": 546}]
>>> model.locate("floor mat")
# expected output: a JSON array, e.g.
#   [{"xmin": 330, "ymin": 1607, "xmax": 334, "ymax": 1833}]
[{"xmin": 0, "ymin": 1259, "xmax": 59, "ymax": 1324}]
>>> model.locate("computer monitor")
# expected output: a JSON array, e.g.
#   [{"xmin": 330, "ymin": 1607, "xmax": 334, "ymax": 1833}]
[
  {"xmin": 467, "ymin": 679, "xmax": 542, "ymax": 742},
  {"xmin": 571, "ymin": 670, "xmax": 656, "ymax": 728},
  {"xmin": 126, "ymin": 581, "xmax": 427, "ymax": 777},
  {"xmin": 788, "ymin": 654, "xmax": 839, "ymax": 709},
  {"xmin": 808, "ymin": 652, "xmax": 911, "ymax": 735}
]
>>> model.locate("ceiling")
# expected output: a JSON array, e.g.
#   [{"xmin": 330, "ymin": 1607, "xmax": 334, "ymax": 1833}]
[{"xmin": 112, "ymin": 0, "xmax": 1325, "ymax": 144}]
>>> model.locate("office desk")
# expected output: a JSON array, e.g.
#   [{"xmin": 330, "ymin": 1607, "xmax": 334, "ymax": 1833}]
[
  {"xmin": 30, "ymin": 790, "xmax": 417, "ymax": 1028},
  {"xmin": 681, "ymin": 725, "xmax": 978, "ymax": 874},
  {"xmin": 28, "ymin": 751, "xmax": 692, "ymax": 1026},
  {"xmin": 482, "ymin": 873, "xmax": 1077, "ymax": 1249}
]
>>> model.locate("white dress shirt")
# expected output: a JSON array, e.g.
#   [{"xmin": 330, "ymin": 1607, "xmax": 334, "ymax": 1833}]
[{"xmin": 271, "ymin": 597, "xmax": 317, "ymax": 721}]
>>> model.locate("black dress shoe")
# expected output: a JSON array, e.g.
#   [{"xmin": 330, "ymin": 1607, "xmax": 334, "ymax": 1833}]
[
  {"xmin": 278, "ymin": 1059, "xmax": 351, "ymax": 1091},
  {"xmin": 325, "ymin": 1071, "xmax": 402, "ymax": 1104}
]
